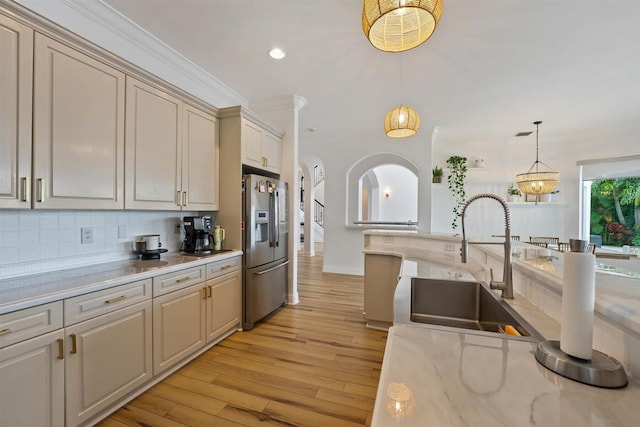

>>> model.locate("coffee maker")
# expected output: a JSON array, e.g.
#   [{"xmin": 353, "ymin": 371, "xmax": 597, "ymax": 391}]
[{"xmin": 183, "ymin": 216, "xmax": 214, "ymax": 254}]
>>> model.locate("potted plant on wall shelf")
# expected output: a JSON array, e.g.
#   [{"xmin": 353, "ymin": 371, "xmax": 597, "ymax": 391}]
[
  {"xmin": 432, "ymin": 165, "xmax": 443, "ymax": 183},
  {"xmin": 507, "ymin": 184, "xmax": 522, "ymax": 202},
  {"xmin": 446, "ymin": 155, "xmax": 467, "ymax": 230}
]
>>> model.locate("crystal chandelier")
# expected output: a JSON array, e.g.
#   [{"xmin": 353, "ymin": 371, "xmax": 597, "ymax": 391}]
[{"xmin": 516, "ymin": 121, "xmax": 559, "ymax": 195}]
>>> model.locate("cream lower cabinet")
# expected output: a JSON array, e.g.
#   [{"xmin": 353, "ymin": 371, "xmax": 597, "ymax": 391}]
[
  {"xmin": 363, "ymin": 253, "xmax": 402, "ymax": 329},
  {"xmin": 152, "ymin": 260, "xmax": 240, "ymax": 374},
  {"xmin": 65, "ymin": 301, "xmax": 152, "ymax": 426},
  {"xmin": 64, "ymin": 279, "xmax": 153, "ymax": 426},
  {"xmin": 153, "ymin": 284, "xmax": 206, "ymax": 375},
  {"xmin": 0, "ymin": 14, "xmax": 33, "ymax": 208},
  {"xmin": 205, "ymin": 269, "xmax": 242, "ymax": 342},
  {"xmin": 0, "ymin": 329, "xmax": 65, "ymax": 427},
  {"xmin": 32, "ymin": 33, "xmax": 125, "ymax": 209}
]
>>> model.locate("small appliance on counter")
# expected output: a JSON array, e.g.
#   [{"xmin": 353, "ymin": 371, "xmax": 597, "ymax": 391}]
[
  {"xmin": 133, "ymin": 234, "xmax": 168, "ymax": 260},
  {"xmin": 183, "ymin": 215, "xmax": 214, "ymax": 254}
]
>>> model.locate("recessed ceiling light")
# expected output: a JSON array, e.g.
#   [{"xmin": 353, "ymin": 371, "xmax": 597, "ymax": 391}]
[{"xmin": 269, "ymin": 48, "xmax": 285, "ymax": 59}]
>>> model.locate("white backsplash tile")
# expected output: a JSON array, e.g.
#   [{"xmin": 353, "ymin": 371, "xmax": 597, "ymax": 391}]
[{"xmin": 0, "ymin": 210, "xmax": 199, "ymax": 280}]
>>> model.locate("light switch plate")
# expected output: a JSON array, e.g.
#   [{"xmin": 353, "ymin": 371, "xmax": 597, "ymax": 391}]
[{"xmin": 118, "ymin": 225, "xmax": 127, "ymax": 239}]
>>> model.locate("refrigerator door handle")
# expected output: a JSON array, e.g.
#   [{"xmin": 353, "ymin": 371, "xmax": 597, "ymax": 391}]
[
  {"xmin": 269, "ymin": 190, "xmax": 276, "ymax": 247},
  {"xmin": 254, "ymin": 260, "xmax": 290, "ymax": 276},
  {"xmin": 275, "ymin": 190, "xmax": 280, "ymax": 247}
]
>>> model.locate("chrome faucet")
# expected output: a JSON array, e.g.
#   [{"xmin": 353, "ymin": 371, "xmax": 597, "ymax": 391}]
[{"xmin": 460, "ymin": 193, "xmax": 514, "ymax": 299}]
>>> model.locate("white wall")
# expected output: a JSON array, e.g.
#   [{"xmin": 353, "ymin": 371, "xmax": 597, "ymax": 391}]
[
  {"xmin": 299, "ymin": 131, "xmax": 432, "ymax": 275},
  {"xmin": 375, "ymin": 165, "xmax": 418, "ymax": 222}
]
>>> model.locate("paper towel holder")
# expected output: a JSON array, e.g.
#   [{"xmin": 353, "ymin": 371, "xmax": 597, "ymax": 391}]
[{"xmin": 535, "ymin": 340, "xmax": 627, "ymax": 388}]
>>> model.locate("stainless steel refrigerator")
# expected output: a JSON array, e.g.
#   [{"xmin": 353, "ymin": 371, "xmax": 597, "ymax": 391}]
[{"xmin": 242, "ymin": 174, "xmax": 289, "ymax": 330}]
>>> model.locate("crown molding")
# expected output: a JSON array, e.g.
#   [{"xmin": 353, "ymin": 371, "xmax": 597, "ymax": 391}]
[{"xmin": 10, "ymin": 0, "xmax": 247, "ymax": 109}]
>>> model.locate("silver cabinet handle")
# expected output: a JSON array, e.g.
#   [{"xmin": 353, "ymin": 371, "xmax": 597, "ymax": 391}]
[
  {"xmin": 37, "ymin": 178, "xmax": 45, "ymax": 202},
  {"xmin": 20, "ymin": 177, "xmax": 30, "ymax": 202},
  {"xmin": 182, "ymin": 191, "xmax": 188, "ymax": 207},
  {"xmin": 177, "ymin": 190, "xmax": 182, "ymax": 206}
]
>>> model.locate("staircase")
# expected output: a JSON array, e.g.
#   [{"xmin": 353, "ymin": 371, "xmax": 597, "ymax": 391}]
[{"xmin": 300, "ymin": 165, "xmax": 325, "ymax": 243}]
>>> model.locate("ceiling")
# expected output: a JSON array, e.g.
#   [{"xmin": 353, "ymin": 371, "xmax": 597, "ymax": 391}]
[{"xmin": 78, "ymin": 1, "xmax": 640, "ymax": 146}]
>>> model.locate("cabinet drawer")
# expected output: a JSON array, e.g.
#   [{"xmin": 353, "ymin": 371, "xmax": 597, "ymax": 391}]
[
  {"xmin": 0, "ymin": 301, "xmax": 63, "ymax": 349},
  {"xmin": 205, "ymin": 256, "xmax": 241, "ymax": 280},
  {"xmin": 64, "ymin": 279, "xmax": 152, "ymax": 326},
  {"xmin": 153, "ymin": 266, "xmax": 205, "ymax": 297}
]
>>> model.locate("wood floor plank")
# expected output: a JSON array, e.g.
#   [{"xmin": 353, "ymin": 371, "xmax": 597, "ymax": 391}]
[
  {"xmin": 147, "ymin": 382, "xmax": 228, "ymax": 415},
  {"xmin": 99, "ymin": 244, "xmax": 387, "ymax": 426}
]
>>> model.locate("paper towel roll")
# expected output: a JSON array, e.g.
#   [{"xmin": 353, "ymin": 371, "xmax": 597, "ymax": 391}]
[{"xmin": 560, "ymin": 252, "xmax": 596, "ymax": 360}]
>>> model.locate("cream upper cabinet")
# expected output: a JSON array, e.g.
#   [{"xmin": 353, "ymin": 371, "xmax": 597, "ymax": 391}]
[
  {"xmin": 182, "ymin": 104, "xmax": 219, "ymax": 210},
  {"xmin": 0, "ymin": 15, "xmax": 33, "ymax": 208},
  {"xmin": 125, "ymin": 76, "xmax": 182, "ymax": 210},
  {"xmin": 32, "ymin": 33, "xmax": 125, "ymax": 209},
  {"xmin": 241, "ymin": 116, "xmax": 283, "ymax": 174},
  {"xmin": 125, "ymin": 77, "xmax": 218, "ymax": 210}
]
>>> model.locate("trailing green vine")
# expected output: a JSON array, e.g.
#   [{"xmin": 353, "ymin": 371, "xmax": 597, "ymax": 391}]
[{"xmin": 446, "ymin": 155, "xmax": 468, "ymax": 230}]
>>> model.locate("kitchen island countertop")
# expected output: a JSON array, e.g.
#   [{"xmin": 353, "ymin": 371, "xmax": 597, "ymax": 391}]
[{"xmin": 372, "ymin": 255, "xmax": 640, "ymax": 426}]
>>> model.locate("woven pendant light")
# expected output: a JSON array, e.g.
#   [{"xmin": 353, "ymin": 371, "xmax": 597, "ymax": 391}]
[
  {"xmin": 362, "ymin": 0, "xmax": 443, "ymax": 52},
  {"xmin": 385, "ymin": 105, "xmax": 420, "ymax": 138},
  {"xmin": 516, "ymin": 121, "xmax": 559, "ymax": 195}
]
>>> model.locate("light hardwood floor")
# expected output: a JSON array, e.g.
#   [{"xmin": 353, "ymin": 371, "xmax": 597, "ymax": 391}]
[{"xmin": 98, "ymin": 246, "xmax": 387, "ymax": 426}]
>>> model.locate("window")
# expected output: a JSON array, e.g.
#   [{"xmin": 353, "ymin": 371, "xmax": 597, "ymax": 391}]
[{"xmin": 579, "ymin": 155, "xmax": 640, "ymax": 250}]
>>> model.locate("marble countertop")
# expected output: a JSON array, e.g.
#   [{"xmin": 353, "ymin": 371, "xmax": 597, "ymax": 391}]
[
  {"xmin": 372, "ymin": 255, "xmax": 640, "ymax": 426},
  {"xmin": 373, "ymin": 324, "xmax": 640, "ymax": 427},
  {"xmin": 0, "ymin": 250, "xmax": 242, "ymax": 315}
]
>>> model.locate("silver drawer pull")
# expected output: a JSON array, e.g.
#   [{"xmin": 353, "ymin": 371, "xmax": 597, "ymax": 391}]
[
  {"xmin": 175, "ymin": 276, "xmax": 191, "ymax": 283},
  {"xmin": 105, "ymin": 295, "xmax": 127, "ymax": 304},
  {"xmin": 220, "ymin": 265, "xmax": 232, "ymax": 270},
  {"xmin": 21, "ymin": 177, "xmax": 30, "ymax": 202},
  {"xmin": 0, "ymin": 328, "xmax": 12, "ymax": 336}
]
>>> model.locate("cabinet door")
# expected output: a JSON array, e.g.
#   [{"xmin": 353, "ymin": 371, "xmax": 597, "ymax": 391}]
[
  {"xmin": 242, "ymin": 119, "xmax": 265, "ymax": 169},
  {"xmin": 205, "ymin": 269, "xmax": 241, "ymax": 343},
  {"xmin": 125, "ymin": 76, "xmax": 182, "ymax": 210},
  {"xmin": 183, "ymin": 104, "xmax": 219, "ymax": 210},
  {"xmin": 33, "ymin": 34, "xmax": 125, "ymax": 209},
  {"xmin": 153, "ymin": 284, "xmax": 206, "ymax": 375},
  {"xmin": 0, "ymin": 330, "xmax": 65, "ymax": 427},
  {"xmin": 0, "ymin": 15, "xmax": 32, "ymax": 208},
  {"xmin": 65, "ymin": 301, "xmax": 152, "ymax": 426},
  {"xmin": 262, "ymin": 130, "xmax": 282, "ymax": 173}
]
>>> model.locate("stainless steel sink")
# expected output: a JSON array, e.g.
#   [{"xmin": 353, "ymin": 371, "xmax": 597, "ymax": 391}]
[{"xmin": 410, "ymin": 278, "xmax": 543, "ymax": 341}]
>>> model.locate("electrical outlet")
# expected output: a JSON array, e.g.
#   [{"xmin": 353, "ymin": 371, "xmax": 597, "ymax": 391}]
[
  {"xmin": 444, "ymin": 242, "xmax": 455, "ymax": 252},
  {"xmin": 118, "ymin": 225, "xmax": 127, "ymax": 239},
  {"xmin": 81, "ymin": 227, "xmax": 93, "ymax": 244},
  {"xmin": 175, "ymin": 223, "xmax": 182, "ymax": 234}
]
